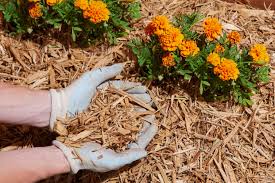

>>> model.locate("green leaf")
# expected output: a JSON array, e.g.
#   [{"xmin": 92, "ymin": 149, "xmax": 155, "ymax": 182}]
[
  {"xmin": 0, "ymin": 4, "xmax": 4, "ymax": 11},
  {"xmin": 256, "ymin": 66, "xmax": 270, "ymax": 83},
  {"xmin": 3, "ymin": 2, "xmax": 16, "ymax": 22},
  {"xmin": 177, "ymin": 69, "xmax": 192, "ymax": 81},
  {"xmin": 199, "ymin": 80, "xmax": 210, "ymax": 94},
  {"xmin": 111, "ymin": 15, "xmax": 130, "ymax": 30},
  {"xmin": 175, "ymin": 13, "xmax": 204, "ymax": 40},
  {"xmin": 127, "ymin": 2, "xmax": 141, "ymax": 19},
  {"xmin": 184, "ymin": 74, "xmax": 192, "ymax": 81},
  {"xmin": 202, "ymin": 80, "xmax": 210, "ymax": 86},
  {"xmin": 175, "ymin": 13, "xmax": 204, "ymax": 29},
  {"xmin": 73, "ymin": 26, "xmax": 82, "ymax": 32},
  {"xmin": 199, "ymin": 81, "xmax": 204, "ymax": 95},
  {"xmin": 71, "ymin": 28, "xmax": 76, "ymax": 42},
  {"xmin": 177, "ymin": 69, "xmax": 192, "ymax": 75}
]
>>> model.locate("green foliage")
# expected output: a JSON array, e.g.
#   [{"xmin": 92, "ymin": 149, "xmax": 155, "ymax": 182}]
[
  {"xmin": 175, "ymin": 13, "xmax": 203, "ymax": 40},
  {"xmin": 130, "ymin": 13, "xmax": 271, "ymax": 106},
  {"xmin": 0, "ymin": 0, "xmax": 141, "ymax": 45}
]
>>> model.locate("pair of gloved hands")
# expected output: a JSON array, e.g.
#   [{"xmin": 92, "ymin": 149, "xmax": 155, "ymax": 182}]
[{"xmin": 49, "ymin": 63, "xmax": 158, "ymax": 174}]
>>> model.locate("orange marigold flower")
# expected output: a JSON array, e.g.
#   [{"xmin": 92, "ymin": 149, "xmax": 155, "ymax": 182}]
[
  {"xmin": 162, "ymin": 53, "xmax": 176, "ymax": 67},
  {"xmin": 74, "ymin": 0, "xmax": 89, "ymax": 10},
  {"xmin": 249, "ymin": 44, "xmax": 270, "ymax": 64},
  {"xmin": 159, "ymin": 27, "xmax": 184, "ymax": 51},
  {"xmin": 203, "ymin": 17, "xmax": 222, "ymax": 41},
  {"xmin": 178, "ymin": 40, "xmax": 200, "ymax": 57},
  {"xmin": 28, "ymin": 3, "xmax": 43, "ymax": 19},
  {"xmin": 214, "ymin": 44, "xmax": 225, "ymax": 53},
  {"xmin": 46, "ymin": 0, "xmax": 63, "ymax": 6},
  {"xmin": 83, "ymin": 1, "xmax": 110, "ymax": 24},
  {"xmin": 28, "ymin": 0, "xmax": 40, "ymax": 2},
  {"xmin": 145, "ymin": 15, "xmax": 171, "ymax": 36},
  {"xmin": 214, "ymin": 58, "xmax": 239, "ymax": 81},
  {"xmin": 227, "ymin": 31, "xmax": 241, "ymax": 44},
  {"xmin": 207, "ymin": 53, "xmax": 221, "ymax": 66}
]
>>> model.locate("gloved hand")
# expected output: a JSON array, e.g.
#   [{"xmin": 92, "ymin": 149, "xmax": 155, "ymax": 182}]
[
  {"xmin": 49, "ymin": 63, "xmax": 124, "ymax": 130},
  {"xmin": 53, "ymin": 80, "xmax": 158, "ymax": 173}
]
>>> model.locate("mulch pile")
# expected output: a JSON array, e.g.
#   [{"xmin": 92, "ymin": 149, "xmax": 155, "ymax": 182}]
[
  {"xmin": 0, "ymin": 0, "xmax": 274, "ymax": 182},
  {"xmin": 55, "ymin": 86, "xmax": 150, "ymax": 152}
]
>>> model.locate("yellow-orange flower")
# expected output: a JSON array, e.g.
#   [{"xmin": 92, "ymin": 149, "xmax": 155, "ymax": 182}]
[
  {"xmin": 249, "ymin": 44, "xmax": 270, "ymax": 64},
  {"xmin": 28, "ymin": 3, "xmax": 43, "ymax": 19},
  {"xmin": 215, "ymin": 44, "xmax": 225, "ymax": 53},
  {"xmin": 83, "ymin": 1, "xmax": 110, "ymax": 24},
  {"xmin": 159, "ymin": 27, "xmax": 184, "ymax": 51},
  {"xmin": 227, "ymin": 31, "xmax": 241, "ymax": 44},
  {"xmin": 207, "ymin": 53, "xmax": 221, "ymax": 66},
  {"xmin": 178, "ymin": 40, "xmax": 200, "ymax": 57},
  {"xmin": 214, "ymin": 58, "xmax": 239, "ymax": 81},
  {"xmin": 145, "ymin": 15, "xmax": 171, "ymax": 36},
  {"xmin": 28, "ymin": 0, "xmax": 40, "ymax": 2},
  {"xmin": 203, "ymin": 18, "xmax": 222, "ymax": 41},
  {"xmin": 46, "ymin": 0, "xmax": 63, "ymax": 6},
  {"xmin": 74, "ymin": 0, "xmax": 89, "ymax": 10},
  {"xmin": 162, "ymin": 53, "xmax": 176, "ymax": 67}
]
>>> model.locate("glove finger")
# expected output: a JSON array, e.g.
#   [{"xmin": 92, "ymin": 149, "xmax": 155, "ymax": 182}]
[
  {"xmin": 115, "ymin": 149, "xmax": 147, "ymax": 167},
  {"xmin": 131, "ymin": 93, "xmax": 152, "ymax": 105},
  {"xmin": 81, "ymin": 142, "xmax": 103, "ymax": 151},
  {"xmin": 127, "ymin": 86, "xmax": 147, "ymax": 94},
  {"xmin": 129, "ymin": 120, "xmax": 158, "ymax": 149},
  {"xmin": 128, "ymin": 121, "xmax": 150, "ymax": 149},
  {"xmin": 90, "ymin": 64, "xmax": 125, "ymax": 86},
  {"xmin": 98, "ymin": 80, "xmax": 142, "ymax": 91}
]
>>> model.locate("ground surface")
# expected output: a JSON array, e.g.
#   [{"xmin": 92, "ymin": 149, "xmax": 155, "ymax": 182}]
[{"xmin": 0, "ymin": 0, "xmax": 275, "ymax": 182}]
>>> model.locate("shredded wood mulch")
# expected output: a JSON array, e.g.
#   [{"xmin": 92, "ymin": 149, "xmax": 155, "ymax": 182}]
[
  {"xmin": 55, "ymin": 87, "xmax": 147, "ymax": 152},
  {"xmin": 0, "ymin": 0, "xmax": 275, "ymax": 182}
]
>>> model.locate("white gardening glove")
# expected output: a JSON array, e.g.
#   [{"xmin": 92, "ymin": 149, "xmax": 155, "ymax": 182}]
[
  {"xmin": 53, "ymin": 81, "xmax": 158, "ymax": 174},
  {"xmin": 53, "ymin": 141, "xmax": 147, "ymax": 173},
  {"xmin": 49, "ymin": 63, "xmax": 124, "ymax": 130}
]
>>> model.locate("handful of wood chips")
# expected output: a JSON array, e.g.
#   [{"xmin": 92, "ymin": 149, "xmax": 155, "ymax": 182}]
[{"xmin": 55, "ymin": 86, "xmax": 153, "ymax": 152}]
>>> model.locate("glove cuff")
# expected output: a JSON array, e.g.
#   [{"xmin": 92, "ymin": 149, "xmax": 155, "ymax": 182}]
[
  {"xmin": 49, "ymin": 89, "xmax": 67, "ymax": 131},
  {"xmin": 52, "ymin": 140, "xmax": 80, "ymax": 174}
]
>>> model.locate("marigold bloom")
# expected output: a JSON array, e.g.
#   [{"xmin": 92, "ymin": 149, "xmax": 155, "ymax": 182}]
[
  {"xmin": 159, "ymin": 27, "xmax": 184, "ymax": 51},
  {"xmin": 207, "ymin": 53, "xmax": 221, "ymax": 66},
  {"xmin": 178, "ymin": 40, "xmax": 200, "ymax": 57},
  {"xmin": 28, "ymin": 0, "xmax": 40, "ymax": 2},
  {"xmin": 145, "ymin": 15, "xmax": 171, "ymax": 36},
  {"xmin": 83, "ymin": 1, "xmax": 110, "ymax": 24},
  {"xmin": 215, "ymin": 44, "xmax": 225, "ymax": 53},
  {"xmin": 203, "ymin": 18, "xmax": 222, "ymax": 41},
  {"xmin": 74, "ymin": 0, "xmax": 89, "ymax": 10},
  {"xmin": 162, "ymin": 53, "xmax": 176, "ymax": 67},
  {"xmin": 46, "ymin": 0, "xmax": 63, "ymax": 6},
  {"xmin": 28, "ymin": 3, "xmax": 43, "ymax": 19},
  {"xmin": 227, "ymin": 31, "xmax": 241, "ymax": 44},
  {"xmin": 214, "ymin": 58, "xmax": 239, "ymax": 81},
  {"xmin": 249, "ymin": 44, "xmax": 270, "ymax": 64}
]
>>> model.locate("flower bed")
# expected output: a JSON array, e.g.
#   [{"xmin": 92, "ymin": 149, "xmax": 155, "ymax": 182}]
[
  {"xmin": 129, "ymin": 14, "xmax": 271, "ymax": 105},
  {"xmin": 0, "ymin": 0, "xmax": 141, "ymax": 45}
]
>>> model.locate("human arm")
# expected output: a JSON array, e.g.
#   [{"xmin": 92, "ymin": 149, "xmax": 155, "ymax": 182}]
[
  {"xmin": 0, "ymin": 83, "xmax": 51, "ymax": 127},
  {"xmin": 0, "ymin": 64, "xmax": 157, "ymax": 182},
  {"xmin": 0, "ymin": 64, "xmax": 124, "ymax": 128},
  {"xmin": 0, "ymin": 146, "xmax": 70, "ymax": 183},
  {"xmin": 0, "ymin": 80, "xmax": 157, "ymax": 182}
]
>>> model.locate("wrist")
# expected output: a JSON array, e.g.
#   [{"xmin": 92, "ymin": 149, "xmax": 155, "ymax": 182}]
[
  {"xmin": 47, "ymin": 146, "xmax": 71, "ymax": 174},
  {"xmin": 49, "ymin": 89, "xmax": 68, "ymax": 130},
  {"xmin": 53, "ymin": 140, "xmax": 81, "ymax": 174}
]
